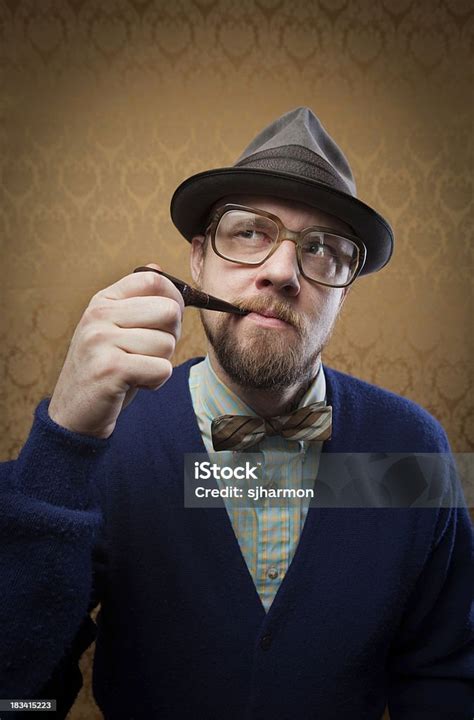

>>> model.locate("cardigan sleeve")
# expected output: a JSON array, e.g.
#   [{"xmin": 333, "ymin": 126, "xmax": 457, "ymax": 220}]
[
  {"xmin": 15, "ymin": 528, "xmax": 108, "ymax": 720},
  {"xmin": 0, "ymin": 397, "xmax": 110, "ymax": 702},
  {"xmin": 386, "ymin": 465, "xmax": 474, "ymax": 720}
]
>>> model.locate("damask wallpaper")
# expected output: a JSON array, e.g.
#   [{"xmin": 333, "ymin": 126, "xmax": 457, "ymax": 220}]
[{"xmin": 0, "ymin": 1, "xmax": 472, "ymax": 718}]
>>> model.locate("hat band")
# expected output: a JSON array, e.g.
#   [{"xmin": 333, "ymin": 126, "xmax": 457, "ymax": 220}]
[{"xmin": 234, "ymin": 145, "xmax": 354, "ymax": 196}]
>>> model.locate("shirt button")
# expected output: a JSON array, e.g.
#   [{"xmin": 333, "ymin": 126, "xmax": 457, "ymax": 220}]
[
  {"xmin": 260, "ymin": 633, "xmax": 272, "ymax": 650},
  {"xmin": 267, "ymin": 566, "xmax": 279, "ymax": 580}
]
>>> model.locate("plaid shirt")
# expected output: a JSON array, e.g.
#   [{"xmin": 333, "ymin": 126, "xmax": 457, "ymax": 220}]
[{"xmin": 189, "ymin": 356, "xmax": 325, "ymax": 612}]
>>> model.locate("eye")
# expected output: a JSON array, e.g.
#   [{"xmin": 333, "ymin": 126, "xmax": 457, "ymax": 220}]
[
  {"xmin": 306, "ymin": 241, "xmax": 326, "ymax": 256},
  {"xmin": 238, "ymin": 229, "xmax": 260, "ymax": 239},
  {"xmin": 235, "ymin": 228, "xmax": 272, "ymax": 244},
  {"xmin": 305, "ymin": 241, "xmax": 337, "ymax": 259}
]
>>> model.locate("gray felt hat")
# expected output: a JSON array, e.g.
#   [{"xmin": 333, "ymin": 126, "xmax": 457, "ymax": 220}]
[{"xmin": 170, "ymin": 107, "xmax": 393, "ymax": 276}]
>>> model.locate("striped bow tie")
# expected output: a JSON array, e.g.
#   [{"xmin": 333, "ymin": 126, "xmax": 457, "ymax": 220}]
[{"xmin": 211, "ymin": 402, "xmax": 332, "ymax": 452}]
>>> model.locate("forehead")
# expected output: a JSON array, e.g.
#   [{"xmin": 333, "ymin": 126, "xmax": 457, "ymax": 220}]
[{"xmin": 210, "ymin": 195, "xmax": 353, "ymax": 234}]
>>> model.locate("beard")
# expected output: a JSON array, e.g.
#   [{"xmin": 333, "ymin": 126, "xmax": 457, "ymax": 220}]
[{"xmin": 199, "ymin": 294, "xmax": 324, "ymax": 391}]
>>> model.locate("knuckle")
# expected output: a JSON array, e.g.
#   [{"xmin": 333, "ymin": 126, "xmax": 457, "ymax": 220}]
[
  {"xmin": 90, "ymin": 289, "xmax": 108, "ymax": 305},
  {"xmin": 84, "ymin": 303, "xmax": 108, "ymax": 323},
  {"xmin": 158, "ymin": 358, "xmax": 173, "ymax": 382},
  {"xmin": 161, "ymin": 332, "xmax": 176, "ymax": 359},
  {"xmin": 142, "ymin": 270, "xmax": 162, "ymax": 293},
  {"xmin": 149, "ymin": 361, "xmax": 173, "ymax": 390},
  {"xmin": 82, "ymin": 323, "xmax": 108, "ymax": 347},
  {"xmin": 161, "ymin": 297, "xmax": 181, "ymax": 328},
  {"xmin": 93, "ymin": 351, "xmax": 120, "ymax": 382}
]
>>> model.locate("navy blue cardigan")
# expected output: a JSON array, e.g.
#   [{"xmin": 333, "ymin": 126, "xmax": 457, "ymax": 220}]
[{"xmin": 1, "ymin": 359, "xmax": 473, "ymax": 719}]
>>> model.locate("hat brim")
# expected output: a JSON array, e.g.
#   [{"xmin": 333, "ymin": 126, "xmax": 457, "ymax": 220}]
[{"xmin": 170, "ymin": 168, "xmax": 393, "ymax": 276}]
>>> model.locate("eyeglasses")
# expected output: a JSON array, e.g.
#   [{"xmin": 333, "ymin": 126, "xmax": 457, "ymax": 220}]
[{"xmin": 205, "ymin": 204, "xmax": 367, "ymax": 288}]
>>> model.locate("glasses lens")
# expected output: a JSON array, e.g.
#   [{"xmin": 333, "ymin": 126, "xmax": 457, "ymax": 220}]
[
  {"xmin": 215, "ymin": 210, "xmax": 279, "ymax": 263},
  {"xmin": 300, "ymin": 232, "xmax": 359, "ymax": 286}
]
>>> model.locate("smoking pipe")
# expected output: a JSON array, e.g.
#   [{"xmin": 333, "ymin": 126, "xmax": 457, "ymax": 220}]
[{"xmin": 133, "ymin": 267, "xmax": 248, "ymax": 315}]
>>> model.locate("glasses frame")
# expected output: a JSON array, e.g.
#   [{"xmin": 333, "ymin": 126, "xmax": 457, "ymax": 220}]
[{"xmin": 205, "ymin": 204, "xmax": 367, "ymax": 289}]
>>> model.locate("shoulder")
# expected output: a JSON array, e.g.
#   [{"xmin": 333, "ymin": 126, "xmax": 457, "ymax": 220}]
[{"xmin": 323, "ymin": 365, "xmax": 451, "ymax": 453}]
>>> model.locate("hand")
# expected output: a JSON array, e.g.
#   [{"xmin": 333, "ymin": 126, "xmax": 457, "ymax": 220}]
[{"xmin": 48, "ymin": 263, "xmax": 184, "ymax": 439}]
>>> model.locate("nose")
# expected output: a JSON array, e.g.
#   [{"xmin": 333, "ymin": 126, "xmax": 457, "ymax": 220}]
[{"xmin": 254, "ymin": 240, "xmax": 301, "ymax": 296}]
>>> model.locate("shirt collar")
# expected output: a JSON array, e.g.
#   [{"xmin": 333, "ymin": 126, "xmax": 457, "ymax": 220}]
[{"xmin": 196, "ymin": 354, "xmax": 326, "ymax": 425}]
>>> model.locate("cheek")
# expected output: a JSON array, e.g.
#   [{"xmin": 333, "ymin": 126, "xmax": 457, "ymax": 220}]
[
  {"xmin": 327, "ymin": 291, "xmax": 344, "ymax": 315},
  {"xmin": 197, "ymin": 256, "xmax": 216, "ymax": 290},
  {"xmin": 308, "ymin": 290, "xmax": 344, "ymax": 329},
  {"xmin": 200, "ymin": 260, "xmax": 252, "ymax": 298}
]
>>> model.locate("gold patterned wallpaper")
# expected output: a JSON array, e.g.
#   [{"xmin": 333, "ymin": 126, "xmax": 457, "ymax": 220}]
[{"xmin": 0, "ymin": 1, "xmax": 472, "ymax": 718}]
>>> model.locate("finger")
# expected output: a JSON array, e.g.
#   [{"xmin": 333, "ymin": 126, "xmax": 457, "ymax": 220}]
[
  {"xmin": 113, "ymin": 327, "xmax": 176, "ymax": 360},
  {"xmin": 86, "ymin": 296, "xmax": 182, "ymax": 338},
  {"xmin": 121, "ymin": 354, "xmax": 173, "ymax": 390},
  {"xmin": 94, "ymin": 264, "xmax": 185, "ymax": 316}
]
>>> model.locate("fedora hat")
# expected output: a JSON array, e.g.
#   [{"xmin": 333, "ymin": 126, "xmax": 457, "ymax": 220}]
[{"xmin": 170, "ymin": 107, "xmax": 393, "ymax": 276}]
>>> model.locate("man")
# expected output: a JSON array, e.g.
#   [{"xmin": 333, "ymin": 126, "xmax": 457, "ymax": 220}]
[{"xmin": 1, "ymin": 108, "xmax": 473, "ymax": 719}]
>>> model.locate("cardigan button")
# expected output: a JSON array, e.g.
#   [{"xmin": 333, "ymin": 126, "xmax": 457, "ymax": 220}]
[{"xmin": 260, "ymin": 633, "xmax": 272, "ymax": 650}]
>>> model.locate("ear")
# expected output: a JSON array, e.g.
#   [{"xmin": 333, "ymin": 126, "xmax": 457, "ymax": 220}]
[{"xmin": 190, "ymin": 235, "xmax": 206, "ymax": 285}]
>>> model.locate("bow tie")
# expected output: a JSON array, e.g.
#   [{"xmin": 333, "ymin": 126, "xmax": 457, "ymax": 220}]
[{"xmin": 211, "ymin": 402, "xmax": 332, "ymax": 452}]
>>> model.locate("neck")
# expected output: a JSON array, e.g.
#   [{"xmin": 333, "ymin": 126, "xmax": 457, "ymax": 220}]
[{"xmin": 207, "ymin": 348, "xmax": 321, "ymax": 417}]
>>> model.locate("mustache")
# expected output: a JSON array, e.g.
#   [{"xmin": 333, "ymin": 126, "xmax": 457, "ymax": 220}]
[{"xmin": 231, "ymin": 295, "xmax": 306, "ymax": 333}]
